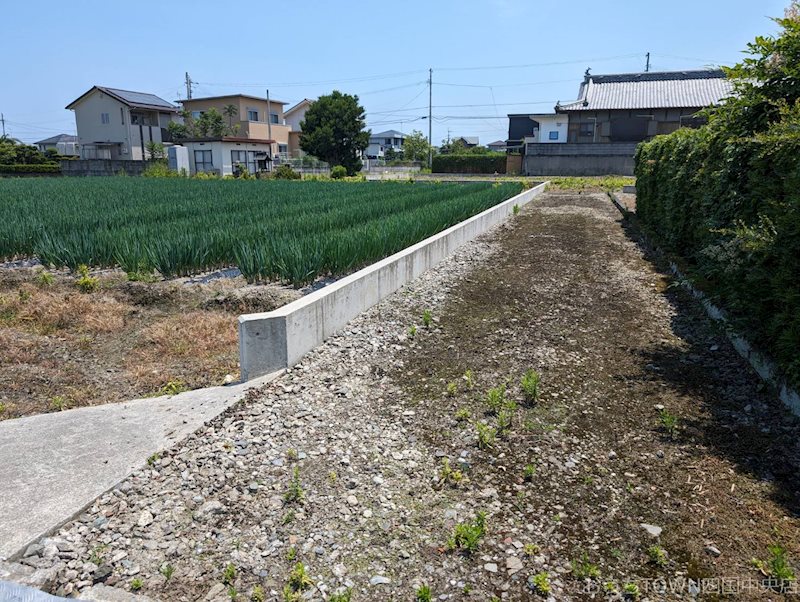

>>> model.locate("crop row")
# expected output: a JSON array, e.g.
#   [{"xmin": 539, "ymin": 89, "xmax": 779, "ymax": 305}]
[{"xmin": 0, "ymin": 178, "xmax": 522, "ymax": 286}]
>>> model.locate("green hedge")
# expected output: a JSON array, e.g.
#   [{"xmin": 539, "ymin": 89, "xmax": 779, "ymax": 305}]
[
  {"xmin": 432, "ymin": 154, "xmax": 506, "ymax": 174},
  {"xmin": 635, "ymin": 129, "xmax": 800, "ymax": 386},
  {"xmin": 0, "ymin": 163, "xmax": 61, "ymax": 173}
]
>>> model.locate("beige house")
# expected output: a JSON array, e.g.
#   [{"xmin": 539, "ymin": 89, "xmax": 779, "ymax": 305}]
[
  {"xmin": 66, "ymin": 86, "xmax": 180, "ymax": 160},
  {"xmin": 180, "ymin": 94, "xmax": 290, "ymax": 159}
]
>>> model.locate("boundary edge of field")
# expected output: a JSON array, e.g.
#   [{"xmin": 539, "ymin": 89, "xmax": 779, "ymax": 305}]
[
  {"xmin": 238, "ymin": 181, "xmax": 549, "ymax": 380},
  {"xmin": 608, "ymin": 191, "xmax": 800, "ymax": 418}
]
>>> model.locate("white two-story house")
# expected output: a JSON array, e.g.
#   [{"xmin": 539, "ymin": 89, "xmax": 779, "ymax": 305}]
[
  {"xmin": 366, "ymin": 129, "xmax": 406, "ymax": 159},
  {"xmin": 66, "ymin": 86, "xmax": 180, "ymax": 160}
]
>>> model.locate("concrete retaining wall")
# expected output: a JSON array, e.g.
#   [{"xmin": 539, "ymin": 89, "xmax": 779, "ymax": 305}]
[
  {"xmin": 523, "ymin": 142, "xmax": 638, "ymax": 176},
  {"xmin": 61, "ymin": 159, "xmax": 149, "ymax": 177},
  {"xmin": 238, "ymin": 181, "xmax": 548, "ymax": 379}
]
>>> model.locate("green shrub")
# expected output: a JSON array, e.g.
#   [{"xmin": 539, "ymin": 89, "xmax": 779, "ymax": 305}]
[
  {"xmin": 330, "ymin": 165, "xmax": 347, "ymax": 179},
  {"xmin": 635, "ymin": 130, "xmax": 800, "ymax": 387},
  {"xmin": 271, "ymin": 164, "xmax": 301, "ymax": 180},
  {"xmin": 432, "ymin": 154, "xmax": 506, "ymax": 174},
  {"xmin": 0, "ymin": 163, "xmax": 60, "ymax": 174},
  {"xmin": 142, "ymin": 161, "xmax": 181, "ymax": 178}
]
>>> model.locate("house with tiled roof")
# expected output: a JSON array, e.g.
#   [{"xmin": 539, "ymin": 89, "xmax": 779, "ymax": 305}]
[
  {"xmin": 66, "ymin": 86, "xmax": 181, "ymax": 160},
  {"xmin": 506, "ymin": 69, "xmax": 734, "ymax": 175}
]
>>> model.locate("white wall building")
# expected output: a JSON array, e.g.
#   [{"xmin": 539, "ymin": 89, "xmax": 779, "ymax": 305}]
[
  {"xmin": 366, "ymin": 129, "xmax": 406, "ymax": 159},
  {"xmin": 181, "ymin": 137, "xmax": 272, "ymax": 176}
]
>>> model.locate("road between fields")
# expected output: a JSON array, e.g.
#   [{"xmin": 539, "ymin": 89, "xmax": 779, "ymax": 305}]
[{"xmin": 3, "ymin": 191, "xmax": 799, "ymax": 601}]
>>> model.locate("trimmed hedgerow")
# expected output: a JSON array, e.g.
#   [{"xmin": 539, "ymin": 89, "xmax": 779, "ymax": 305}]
[
  {"xmin": 0, "ymin": 163, "xmax": 61, "ymax": 174},
  {"xmin": 432, "ymin": 154, "xmax": 506, "ymax": 174},
  {"xmin": 635, "ymin": 129, "xmax": 800, "ymax": 387}
]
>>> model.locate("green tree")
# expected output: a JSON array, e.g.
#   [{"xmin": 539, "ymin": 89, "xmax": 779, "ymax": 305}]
[
  {"xmin": 0, "ymin": 136, "xmax": 50, "ymax": 164},
  {"xmin": 402, "ymin": 130, "xmax": 431, "ymax": 162},
  {"xmin": 299, "ymin": 91, "xmax": 370, "ymax": 175},
  {"xmin": 145, "ymin": 141, "xmax": 165, "ymax": 160},
  {"xmin": 222, "ymin": 104, "xmax": 239, "ymax": 128},
  {"xmin": 195, "ymin": 107, "xmax": 227, "ymax": 138},
  {"xmin": 708, "ymin": 1, "xmax": 800, "ymax": 136}
]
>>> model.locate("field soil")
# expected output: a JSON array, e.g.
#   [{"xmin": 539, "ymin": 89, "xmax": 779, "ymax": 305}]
[
  {"xmin": 0, "ymin": 269, "xmax": 299, "ymax": 419},
  {"xmin": 18, "ymin": 190, "xmax": 800, "ymax": 601}
]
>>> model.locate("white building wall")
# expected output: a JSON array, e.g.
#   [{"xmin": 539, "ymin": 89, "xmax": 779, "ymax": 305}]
[
  {"xmin": 535, "ymin": 115, "xmax": 569, "ymax": 143},
  {"xmin": 284, "ymin": 105, "xmax": 308, "ymax": 132}
]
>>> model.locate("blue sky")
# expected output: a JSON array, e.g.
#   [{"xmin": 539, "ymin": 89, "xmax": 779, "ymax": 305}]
[{"xmin": 1, "ymin": 0, "xmax": 788, "ymax": 145}]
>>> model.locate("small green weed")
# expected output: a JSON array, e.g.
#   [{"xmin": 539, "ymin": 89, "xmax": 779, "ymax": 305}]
[
  {"xmin": 328, "ymin": 589, "xmax": 352, "ymax": 602},
  {"xmin": 752, "ymin": 544, "xmax": 797, "ymax": 590},
  {"xmin": 75, "ymin": 264, "xmax": 98, "ymax": 293},
  {"xmin": 408, "ymin": 325, "xmax": 417, "ymax": 339},
  {"xmin": 446, "ymin": 381, "xmax": 458, "ymax": 396},
  {"xmin": 524, "ymin": 543, "xmax": 540, "ymax": 556},
  {"xmin": 572, "ymin": 552, "xmax": 600, "ymax": 579},
  {"xmin": 416, "ymin": 584, "xmax": 432, "ymax": 602},
  {"xmin": 475, "ymin": 422, "xmax": 497, "ymax": 449},
  {"xmin": 659, "ymin": 409, "xmax": 679, "ymax": 438},
  {"xmin": 147, "ymin": 452, "xmax": 161, "ymax": 466},
  {"xmin": 530, "ymin": 572, "xmax": 551, "ymax": 595},
  {"xmin": 438, "ymin": 457, "xmax": 466, "ymax": 486},
  {"xmin": 250, "ymin": 585, "xmax": 266, "ymax": 602},
  {"xmin": 422, "ymin": 309, "xmax": 433, "ymax": 328},
  {"xmin": 286, "ymin": 546, "xmax": 297, "ymax": 561},
  {"xmin": 463, "ymin": 369, "xmax": 475, "ymax": 390},
  {"xmin": 282, "ymin": 510, "xmax": 295, "ymax": 525},
  {"xmin": 50, "ymin": 396, "xmax": 70, "ymax": 411},
  {"xmin": 130, "ymin": 578, "xmax": 143, "ymax": 591},
  {"xmin": 622, "ymin": 582, "xmax": 640, "ymax": 599},
  {"xmin": 222, "ymin": 563, "xmax": 236, "ymax": 585},
  {"xmin": 485, "ymin": 384, "xmax": 507, "ymax": 414},
  {"xmin": 447, "ymin": 511, "xmax": 487, "ymax": 554},
  {"xmin": 520, "ymin": 369, "xmax": 541, "ymax": 403},
  {"xmin": 513, "ymin": 203, "xmax": 520, "ymax": 215},
  {"xmin": 160, "ymin": 380, "xmax": 188, "ymax": 396},
  {"xmin": 647, "ymin": 545, "xmax": 667, "ymax": 567},
  {"xmin": 497, "ymin": 407, "xmax": 515, "ymax": 433},
  {"xmin": 160, "ymin": 563, "xmax": 175, "ymax": 581},
  {"xmin": 284, "ymin": 467, "xmax": 305, "ymax": 504},
  {"xmin": 36, "ymin": 271, "xmax": 54, "ymax": 287},
  {"xmin": 287, "ymin": 562, "xmax": 312, "ymax": 592},
  {"xmin": 455, "ymin": 407, "xmax": 471, "ymax": 422}
]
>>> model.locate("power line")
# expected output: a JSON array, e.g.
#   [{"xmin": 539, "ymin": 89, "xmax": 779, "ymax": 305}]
[
  {"xmin": 194, "ymin": 69, "xmax": 428, "ymax": 89},
  {"xmin": 436, "ymin": 53, "xmax": 642, "ymax": 72}
]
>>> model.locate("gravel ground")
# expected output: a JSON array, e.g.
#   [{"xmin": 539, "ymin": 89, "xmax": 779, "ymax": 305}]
[{"xmin": 14, "ymin": 191, "xmax": 800, "ymax": 601}]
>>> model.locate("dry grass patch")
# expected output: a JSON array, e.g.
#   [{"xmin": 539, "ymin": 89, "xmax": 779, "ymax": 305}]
[{"xmin": 0, "ymin": 285, "xmax": 128, "ymax": 335}]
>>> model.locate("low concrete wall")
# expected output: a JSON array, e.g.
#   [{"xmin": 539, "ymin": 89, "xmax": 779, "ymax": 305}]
[
  {"xmin": 61, "ymin": 159, "xmax": 149, "ymax": 177},
  {"xmin": 523, "ymin": 142, "xmax": 638, "ymax": 176},
  {"xmin": 238, "ymin": 182, "xmax": 548, "ymax": 379}
]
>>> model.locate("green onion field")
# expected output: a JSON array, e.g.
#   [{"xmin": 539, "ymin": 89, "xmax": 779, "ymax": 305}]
[{"xmin": 0, "ymin": 178, "xmax": 522, "ymax": 286}]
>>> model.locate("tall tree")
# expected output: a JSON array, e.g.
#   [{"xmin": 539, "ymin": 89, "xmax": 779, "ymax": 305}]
[
  {"xmin": 299, "ymin": 91, "xmax": 370, "ymax": 175},
  {"xmin": 402, "ymin": 130, "xmax": 431, "ymax": 162},
  {"xmin": 223, "ymin": 104, "xmax": 238, "ymax": 128}
]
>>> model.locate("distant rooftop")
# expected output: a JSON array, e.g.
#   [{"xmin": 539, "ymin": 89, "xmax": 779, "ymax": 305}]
[
  {"xmin": 66, "ymin": 86, "xmax": 178, "ymax": 112},
  {"xmin": 557, "ymin": 69, "xmax": 734, "ymax": 111},
  {"xmin": 371, "ymin": 129, "xmax": 406, "ymax": 138},
  {"xmin": 181, "ymin": 93, "xmax": 288, "ymax": 105},
  {"xmin": 34, "ymin": 133, "xmax": 78, "ymax": 145}
]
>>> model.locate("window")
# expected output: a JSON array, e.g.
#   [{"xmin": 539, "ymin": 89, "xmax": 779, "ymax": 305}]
[
  {"xmin": 385, "ymin": 138, "xmax": 392, "ymax": 145},
  {"xmin": 231, "ymin": 149, "xmax": 258, "ymax": 173},
  {"xmin": 247, "ymin": 109, "xmax": 259, "ymax": 121},
  {"xmin": 101, "ymin": 113, "xmax": 110, "ymax": 125},
  {"xmin": 120, "ymin": 107, "xmax": 125, "ymax": 125},
  {"xmin": 548, "ymin": 131, "xmax": 559, "ymax": 140},
  {"xmin": 269, "ymin": 113, "xmax": 279, "ymax": 124},
  {"xmin": 579, "ymin": 122, "xmax": 595, "ymax": 137},
  {"xmin": 194, "ymin": 149, "xmax": 213, "ymax": 171},
  {"xmin": 278, "ymin": 144, "xmax": 288, "ymax": 154},
  {"xmin": 191, "ymin": 111, "xmax": 204, "ymax": 120}
]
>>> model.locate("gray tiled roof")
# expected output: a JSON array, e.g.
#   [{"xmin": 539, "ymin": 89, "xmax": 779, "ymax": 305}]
[{"xmin": 557, "ymin": 69, "xmax": 734, "ymax": 111}]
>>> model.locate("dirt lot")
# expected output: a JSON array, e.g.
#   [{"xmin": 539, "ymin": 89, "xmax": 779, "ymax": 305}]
[
  {"xmin": 0, "ymin": 269, "xmax": 299, "ymax": 419},
  {"xmin": 22, "ymin": 190, "xmax": 799, "ymax": 601},
  {"xmin": 393, "ymin": 191, "xmax": 800, "ymax": 599}
]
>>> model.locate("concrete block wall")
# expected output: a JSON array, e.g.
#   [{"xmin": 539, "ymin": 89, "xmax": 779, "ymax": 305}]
[
  {"xmin": 61, "ymin": 159, "xmax": 149, "ymax": 177},
  {"xmin": 238, "ymin": 182, "xmax": 548, "ymax": 379}
]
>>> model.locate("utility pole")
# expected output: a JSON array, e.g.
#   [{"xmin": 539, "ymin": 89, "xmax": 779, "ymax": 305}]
[
  {"xmin": 185, "ymin": 72, "xmax": 193, "ymax": 100},
  {"xmin": 0, "ymin": 113, "xmax": 5, "ymax": 137},
  {"xmin": 427, "ymin": 68, "xmax": 433, "ymax": 169},
  {"xmin": 645, "ymin": 53, "xmax": 651, "ymax": 73},
  {"xmin": 266, "ymin": 89, "xmax": 274, "ymax": 161}
]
